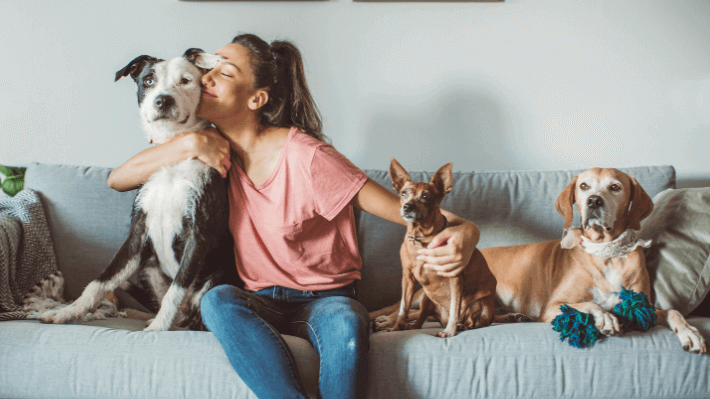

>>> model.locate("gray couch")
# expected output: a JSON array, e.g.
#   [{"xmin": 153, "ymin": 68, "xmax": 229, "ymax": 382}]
[{"xmin": 2, "ymin": 162, "xmax": 709, "ymax": 399}]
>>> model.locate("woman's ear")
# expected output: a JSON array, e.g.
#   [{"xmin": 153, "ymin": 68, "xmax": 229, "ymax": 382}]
[{"xmin": 248, "ymin": 89, "xmax": 269, "ymax": 111}]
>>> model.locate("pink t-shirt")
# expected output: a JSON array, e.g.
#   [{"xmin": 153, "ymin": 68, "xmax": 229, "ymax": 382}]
[{"xmin": 227, "ymin": 127, "xmax": 368, "ymax": 292}]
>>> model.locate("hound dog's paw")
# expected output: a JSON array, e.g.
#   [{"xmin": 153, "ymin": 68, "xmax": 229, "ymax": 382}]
[
  {"xmin": 676, "ymin": 325, "xmax": 707, "ymax": 354},
  {"xmin": 590, "ymin": 308, "xmax": 621, "ymax": 336}
]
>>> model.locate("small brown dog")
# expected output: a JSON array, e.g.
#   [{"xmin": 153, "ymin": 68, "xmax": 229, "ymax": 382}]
[{"xmin": 380, "ymin": 158, "xmax": 496, "ymax": 338}]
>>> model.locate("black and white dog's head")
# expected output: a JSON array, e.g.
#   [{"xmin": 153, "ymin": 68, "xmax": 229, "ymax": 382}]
[{"xmin": 115, "ymin": 48, "xmax": 222, "ymax": 144}]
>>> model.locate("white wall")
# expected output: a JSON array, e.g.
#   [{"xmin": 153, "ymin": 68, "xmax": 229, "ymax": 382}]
[{"xmin": 1, "ymin": 0, "xmax": 709, "ymax": 187}]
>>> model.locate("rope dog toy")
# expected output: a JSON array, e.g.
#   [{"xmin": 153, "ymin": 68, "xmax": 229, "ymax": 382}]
[{"xmin": 551, "ymin": 287, "xmax": 656, "ymax": 348}]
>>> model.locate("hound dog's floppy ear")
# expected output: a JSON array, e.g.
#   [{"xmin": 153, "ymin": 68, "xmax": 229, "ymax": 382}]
[
  {"xmin": 389, "ymin": 158, "xmax": 411, "ymax": 194},
  {"xmin": 183, "ymin": 48, "xmax": 223, "ymax": 70},
  {"xmin": 115, "ymin": 55, "xmax": 161, "ymax": 82},
  {"xmin": 556, "ymin": 175, "xmax": 578, "ymax": 230},
  {"xmin": 626, "ymin": 175, "xmax": 654, "ymax": 231},
  {"xmin": 431, "ymin": 163, "xmax": 454, "ymax": 196}
]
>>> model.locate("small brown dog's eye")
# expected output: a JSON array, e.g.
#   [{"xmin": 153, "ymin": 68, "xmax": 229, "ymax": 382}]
[
  {"xmin": 400, "ymin": 191, "xmax": 407, "ymax": 197},
  {"xmin": 421, "ymin": 192, "xmax": 430, "ymax": 200}
]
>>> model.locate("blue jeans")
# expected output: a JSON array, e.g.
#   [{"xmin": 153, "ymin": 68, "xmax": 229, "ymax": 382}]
[{"xmin": 201, "ymin": 284, "xmax": 370, "ymax": 399}]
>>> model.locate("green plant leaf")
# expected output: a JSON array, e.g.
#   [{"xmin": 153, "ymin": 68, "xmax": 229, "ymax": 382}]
[
  {"xmin": 0, "ymin": 165, "xmax": 25, "ymax": 196},
  {"xmin": 0, "ymin": 165, "xmax": 15, "ymax": 177}
]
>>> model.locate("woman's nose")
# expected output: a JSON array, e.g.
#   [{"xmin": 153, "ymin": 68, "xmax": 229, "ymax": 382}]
[{"xmin": 201, "ymin": 70, "xmax": 214, "ymax": 86}]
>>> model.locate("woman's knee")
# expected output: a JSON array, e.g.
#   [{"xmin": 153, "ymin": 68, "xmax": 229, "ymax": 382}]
[
  {"xmin": 200, "ymin": 284, "xmax": 247, "ymax": 323},
  {"xmin": 315, "ymin": 297, "xmax": 370, "ymax": 347},
  {"xmin": 202, "ymin": 284, "xmax": 233, "ymax": 310}
]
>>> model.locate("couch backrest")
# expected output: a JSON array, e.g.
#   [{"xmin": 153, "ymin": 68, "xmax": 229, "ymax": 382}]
[
  {"xmin": 24, "ymin": 163, "xmax": 675, "ymax": 310},
  {"xmin": 25, "ymin": 163, "xmax": 137, "ymax": 300}
]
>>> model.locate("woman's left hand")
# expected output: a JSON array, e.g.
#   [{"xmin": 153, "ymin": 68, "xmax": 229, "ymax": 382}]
[{"xmin": 417, "ymin": 215, "xmax": 480, "ymax": 278}]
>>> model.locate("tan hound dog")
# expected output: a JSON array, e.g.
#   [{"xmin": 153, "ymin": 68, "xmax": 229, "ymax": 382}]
[{"xmin": 372, "ymin": 168, "xmax": 706, "ymax": 353}]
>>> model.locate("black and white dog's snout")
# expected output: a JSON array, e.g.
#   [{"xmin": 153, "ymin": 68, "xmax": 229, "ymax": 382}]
[
  {"xmin": 154, "ymin": 94, "xmax": 175, "ymax": 112},
  {"xmin": 151, "ymin": 94, "xmax": 190, "ymax": 124}
]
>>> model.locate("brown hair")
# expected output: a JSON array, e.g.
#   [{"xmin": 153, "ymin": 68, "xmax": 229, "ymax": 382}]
[{"xmin": 231, "ymin": 34, "xmax": 327, "ymax": 142}]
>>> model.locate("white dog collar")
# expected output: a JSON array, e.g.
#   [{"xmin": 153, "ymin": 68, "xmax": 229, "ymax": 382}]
[{"xmin": 562, "ymin": 227, "xmax": 652, "ymax": 259}]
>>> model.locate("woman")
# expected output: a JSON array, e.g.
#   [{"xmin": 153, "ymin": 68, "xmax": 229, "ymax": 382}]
[{"xmin": 108, "ymin": 34, "xmax": 480, "ymax": 399}]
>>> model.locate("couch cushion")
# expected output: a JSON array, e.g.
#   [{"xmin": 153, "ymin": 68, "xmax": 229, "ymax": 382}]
[
  {"xmin": 24, "ymin": 163, "xmax": 137, "ymax": 300},
  {"xmin": 368, "ymin": 318, "xmax": 710, "ymax": 398},
  {"xmin": 639, "ymin": 188, "xmax": 710, "ymax": 316},
  {"xmin": 0, "ymin": 320, "xmax": 319, "ymax": 399},
  {"xmin": 356, "ymin": 166, "xmax": 676, "ymax": 312}
]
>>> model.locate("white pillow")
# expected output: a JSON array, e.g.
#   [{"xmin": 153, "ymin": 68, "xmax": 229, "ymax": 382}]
[{"xmin": 639, "ymin": 188, "xmax": 710, "ymax": 316}]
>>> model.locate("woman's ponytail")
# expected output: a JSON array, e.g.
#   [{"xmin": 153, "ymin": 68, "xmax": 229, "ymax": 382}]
[{"xmin": 231, "ymin": 34, "xmax": 326, "ymax": 142}]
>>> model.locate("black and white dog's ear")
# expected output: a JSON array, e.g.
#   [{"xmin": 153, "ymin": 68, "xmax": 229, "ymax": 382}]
[
  {"xmin": 115, "ymin": 55, "xmax": 160, "ymax": 82},
  {"xmin": 184, "ymin": 48, "xmax": 223, "ymax": 70}
]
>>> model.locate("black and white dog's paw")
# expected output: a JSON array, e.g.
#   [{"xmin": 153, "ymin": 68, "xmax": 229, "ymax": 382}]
[
  {"xmin": 143, "ymin": 317, "xmax": 171, "ymax": 332},
  {"xmin": 38, "ymin": 306, "xmax": 79, "ymax": 324}
]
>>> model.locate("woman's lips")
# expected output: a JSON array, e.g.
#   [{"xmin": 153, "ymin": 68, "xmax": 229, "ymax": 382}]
[{"xmin": 201, "ymin": 89, "xmax": 217, "ymax": 98}]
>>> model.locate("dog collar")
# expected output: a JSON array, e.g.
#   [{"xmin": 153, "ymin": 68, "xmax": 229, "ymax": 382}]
[
  {"xmin": 564, "ymin": 227, "xmax": 652, "ymax": 259},
  {"xmin": 408, "ymin": 216, "xmax": 448, "ymax": 247}
]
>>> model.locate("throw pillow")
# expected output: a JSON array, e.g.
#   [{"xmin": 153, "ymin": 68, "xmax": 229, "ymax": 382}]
[{"xmin": 639, "ymin": 188, "xmax": 710, "ymax": 316}]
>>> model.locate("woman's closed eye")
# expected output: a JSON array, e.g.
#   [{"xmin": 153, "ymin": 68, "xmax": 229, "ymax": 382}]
[{"xmin": 221, "ymin": 72, "xmax": 232, "ymax": 77}]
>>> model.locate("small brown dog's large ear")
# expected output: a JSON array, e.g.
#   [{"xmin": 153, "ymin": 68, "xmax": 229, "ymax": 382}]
[
  {"xmin": 555, "ymin": 175, "xmax": 578, "ymax": 230},
  {"xmin": 431, "ymin": 163, "xmax": 453, "ymax": 195},
  {"xmin": 389, "ymin": 158, "xmax": 411, "ymax": 193},
  {"xmin": 627, "ymin": 176, "xmax": 654, "ymax": 230}
]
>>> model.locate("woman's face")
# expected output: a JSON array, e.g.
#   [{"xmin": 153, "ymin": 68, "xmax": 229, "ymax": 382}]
[{"xmin": 196, "ymin": 43, "xmax": 261, "ymax": 123}]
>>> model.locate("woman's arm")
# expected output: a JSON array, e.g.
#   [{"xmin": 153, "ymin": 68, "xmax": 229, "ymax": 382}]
[
  {"xmin": 349, "ymin": 178, "xmax": 406, "ymax": 226},
  {"xmin": 107, "ymin": 128, "xmax": 231, "ymax": 192},
  {"xmin": 349, "ymin": 178, "xmax": 480, "ymax": 277}
]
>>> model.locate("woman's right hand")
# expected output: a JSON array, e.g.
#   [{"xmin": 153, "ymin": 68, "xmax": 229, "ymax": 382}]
[
  {"xmin": 107, "ymin": 129, "xmax": 232, "ymax": 192},
  {"xmin": 168, "ymin": 128, "xmax": 231, "ymax": 178}
]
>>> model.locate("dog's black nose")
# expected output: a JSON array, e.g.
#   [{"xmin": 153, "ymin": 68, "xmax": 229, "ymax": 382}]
[
  {"xmin": 587, "ymin": 195, "xmax": 604, "ymax": 209},
  {"xmin": 154, "ymin": 95, "xmax": 175, "ymax": 111},
  {"xmin": 402, "ymin": 203, "xmax": 414, "ymax": 213}
]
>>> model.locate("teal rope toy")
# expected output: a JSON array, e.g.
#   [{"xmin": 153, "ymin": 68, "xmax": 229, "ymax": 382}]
[
  {"xmin": 613, "ymin": 286, "xmax": 657, "ymax": 332},
  {"xmin": 551, "ymin": 304, "xmax": 602, "ymax": 349},
  {"xmin": 551, "ymin": 287, "xmax": 657, "ymax": 348}
]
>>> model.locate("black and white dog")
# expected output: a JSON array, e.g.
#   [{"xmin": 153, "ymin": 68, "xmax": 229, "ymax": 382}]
[{"xmin": 40, "ymin": 49, "xmax": 240, "ymax": 331}]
